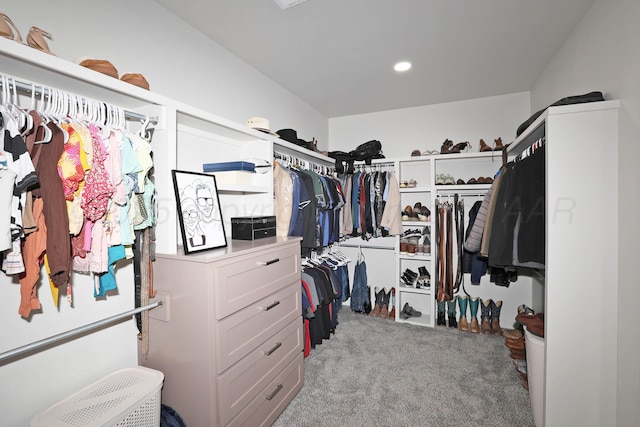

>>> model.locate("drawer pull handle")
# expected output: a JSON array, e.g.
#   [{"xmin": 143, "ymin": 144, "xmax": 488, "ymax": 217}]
[
  {"xmin": 258, "ymin": 258, "xmax": 280, "ymax": 266},
  {"xmin": 265, "ymin": 384, "xmax": 283, "ymax": 401},
  {"xmin": 264, "ymin": 342, "xmax": 282, "ymax": 356},
  {"xmin": 262, "ymin": 301, "xmax": 280, "ymax": 311}
]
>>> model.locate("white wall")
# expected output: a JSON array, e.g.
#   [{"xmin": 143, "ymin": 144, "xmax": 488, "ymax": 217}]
[
  {"xmin": 329, "ymin": 92, "xmax": 531, "ymax": 158},
  {"xmin": 530, "ymin": 0, "xmax": 640, "ymax": 424},
  {"xmin": 5, "ymin": 0, "xmax": 329, "ymax": 148}
]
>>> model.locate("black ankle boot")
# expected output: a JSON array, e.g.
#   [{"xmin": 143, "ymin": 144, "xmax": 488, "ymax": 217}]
[
  {"xmin": 448, "ymin": 314, "xmax": 458, "ymax": 328},
  {"xmin": 436, "ymin": 300, "xmax": 446, "ymax": 326}
]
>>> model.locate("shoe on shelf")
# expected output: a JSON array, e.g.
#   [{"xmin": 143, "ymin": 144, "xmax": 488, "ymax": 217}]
[
  {"xmin": 440, "ymin": 139, "xmax": 454, "ymax": 154},
  {"xmin": 400, "ymin": 303, "xmax": 422, "ymax": 319},
  {"xmin": 121, "ymin": 73, "xmax": 150, "ymax": 90},
  {"xmin": 27, "ymin": 26, "xmax": 55, "ymax": 55},
  {"xmin": 479, "ymin": 138, "xmax": 493, "ymax": 152},
  {"xmin": 399, "ymin": 180, "xmax": 408, "ymax": 188},
  {"xmin": 444, "ymin": 174, "xmax": 455, "ymax": 185},
  {"xmin": 449, "ymin": 141, "xmax": 471, "ymax": 153},
  {"xmin": 494, "ymin": 137, "xmax": 505, "ymax": 151},
  {"xmin": 466, "ymin": 177, "xmax": 477, "ymax": 184},
  {"xmin": 79, "ymin": 58, "xmax": 119, "ymax": 78},
  {"xmin": 407, "ymin": 179, "xmax": 417, "ymax": 188},
  {"xmin": 411, "ymin": 149, "xmax": 421, "ymax": 157},
  {"xmin": 399, "ymin": 239, "xmax": 408, "ymax": 254},
  {"xmin": 402, "ymin": 228, "xmax": 422, "ymax": 238},
  {"xmin": 407, "ymin": 243, "xmax": 416, "ymax": 256},
  {"xmin": 456, "ymin": 178, "xmax": 465, "ymax": 185},
  {"xmin": 435, "ymin": 174, "xmax": 445, "ymax": 185},
  {"xmin": 422, "ymin": 149, "xmax": 439, "ymax": 156},
  {"xmin": 0, "ymin": 13, "xmax": 24, "ymax": 44}
]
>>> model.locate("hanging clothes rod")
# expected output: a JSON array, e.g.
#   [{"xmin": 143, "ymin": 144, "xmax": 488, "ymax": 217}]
[
  {"xmin": 0, "ymin": 74, "xmax": 158, "ymax": 125},
  {"xmin": 274, "ymin": 150, "xmax": 334, "ymax": 175},
  {"xmin": 437, "ymin": 191, "xmax": 488, "ymax": 198},
  {"xmin": 339, "ymin": 242, "xmax": 395, "ymax": 250},
  {"xmin": 0, "ymin": 301, "xmax": 162, "ymax": 364}
]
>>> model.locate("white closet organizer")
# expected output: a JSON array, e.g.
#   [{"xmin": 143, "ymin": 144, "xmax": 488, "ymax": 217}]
[
  {"xmin": 0, "ymin": 39, "xmax": 335, "ymax": 255},
  {"xmin": 506, "ymin": 100, "xmax": 621, "ymax": 426},
  {"xmin": 398, "ymin": 152, "xmax": 504, "ymax": 328},
  {"xmin": 340, "ymin": 153, "xmax": 510, "ymax": 328},
  {"xmin": 0, "ymin": 37, "xmax": 334, "ymax": 426}
]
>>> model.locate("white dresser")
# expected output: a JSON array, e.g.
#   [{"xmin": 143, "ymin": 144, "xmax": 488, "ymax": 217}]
[{"xmin": 143, "ymin": 237, "xmax": 304, "ymax": 427}]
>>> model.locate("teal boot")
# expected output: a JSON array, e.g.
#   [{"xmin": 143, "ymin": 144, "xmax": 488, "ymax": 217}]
[
  {"xmin": 446, "ymin": 296, "xmax": 458, "ymax": 328},
  {"xmin": 468, "ymin": 297, "xmax": 480, "ymax": 333},
  {"xmin": 437, "ymin": 300, "xmax": 446, "ymax": 326},
  {"xmin": 458, "ymin": 295, "xmax": 469, "ymax": 332}
]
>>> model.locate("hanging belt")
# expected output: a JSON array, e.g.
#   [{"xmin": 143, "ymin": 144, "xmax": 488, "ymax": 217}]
[
  {"xmin": 436, "ymin": 199, "xmax": 444, "ymax": 302},
  {"xmin": 444, "ymin": 203, "xmax": 453, "ymax": 300},
  {"xmin": 453, "ymin": 195, "xmax": 464, "ymax": 293}
]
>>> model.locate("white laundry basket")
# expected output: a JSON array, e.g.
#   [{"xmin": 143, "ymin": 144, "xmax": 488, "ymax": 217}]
[
  {"xmin": 524, "ymin": 328, "xmax": 545, "ymax": 427},
  {"xmin": 31, "ymin": 366, "xmax": 164, "ymax": 427}
]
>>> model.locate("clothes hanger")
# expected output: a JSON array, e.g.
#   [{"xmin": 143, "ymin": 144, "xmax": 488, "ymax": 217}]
[{"xmin": 32, "ymin": 86, "xmax": 52, "ymax": 144}]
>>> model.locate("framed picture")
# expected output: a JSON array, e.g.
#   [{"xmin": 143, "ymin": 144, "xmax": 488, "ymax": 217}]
[{"xmin": 172, "ymin": 170, "xmax": 227, "ymax": 254}]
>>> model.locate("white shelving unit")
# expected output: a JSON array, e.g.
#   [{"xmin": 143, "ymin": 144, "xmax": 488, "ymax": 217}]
[
  {"xmin": 392, "ymin": 151, "xmax": 508, "ymax": 328},
  {"xmin": 395, "ymin": 156, "xmax": 435, "ymax": 327}
]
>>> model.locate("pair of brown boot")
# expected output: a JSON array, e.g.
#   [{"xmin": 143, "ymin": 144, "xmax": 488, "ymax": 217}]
[
  {"xmin": 370, "ymin": 287, "xmax": 394, "ymax": 319},
  {"xmin": 480, "ymin": 299, "xmax": 503, "ymax": 335}
]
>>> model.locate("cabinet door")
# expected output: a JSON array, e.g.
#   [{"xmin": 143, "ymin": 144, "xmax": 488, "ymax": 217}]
[
  {"xmin": 213, "ymin": 242, "xmax": 300, "ymax": 319},
  {"xmin": 215, "ymin": 283, "xmax": 301, "ymax": 373}
]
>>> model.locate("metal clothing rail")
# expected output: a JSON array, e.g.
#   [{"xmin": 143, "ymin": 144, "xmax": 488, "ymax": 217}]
[
  {"xmin": 0, "ymin": 74, "xmax": 158, "ymax": 125},
  {"xmin": 274, "ymin": 150, "xmax": 334, "ymax": 175},
  {"xmin": 0, "ymin": 301, "xmax": 162, "ymax": 364},
  {"xmin": 436, "ymin": 192, "xmax": 488, "ymax": 198}
]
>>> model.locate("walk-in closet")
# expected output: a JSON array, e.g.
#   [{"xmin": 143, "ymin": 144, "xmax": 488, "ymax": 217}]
[{"xmin": 1, "ymin": 1, "xmax": 639, "ymax": 426}]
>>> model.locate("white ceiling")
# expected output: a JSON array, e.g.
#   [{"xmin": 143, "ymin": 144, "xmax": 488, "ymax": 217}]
[{"xmin": 152, "ymin": 0, "xmax": 594, "ymax": 118}]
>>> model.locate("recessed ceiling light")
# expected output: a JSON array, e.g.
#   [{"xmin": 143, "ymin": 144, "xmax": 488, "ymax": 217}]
[
  {"xmin": 394, "ymin": 61, "xmax": 412, "ymax": 72},
  {"xmin": 274, "ymin": 0, "xmax": 308, "ymax": 9}
]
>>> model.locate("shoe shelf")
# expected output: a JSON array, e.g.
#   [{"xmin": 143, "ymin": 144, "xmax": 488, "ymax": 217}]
[
  {"xmin": 398, "ymin": 254, "xmax": 431, "ymax": 261},
  {"xmin": 399, "ymin": 187, "xmax": 431, "ymax": 193},
  {"xmin": 395, "ymin": 155, "xmax": 435, "ymax": 328},
  {"xmin": 398, "ymin": 284, "xmax": 432, "ymax": 295},
  {"xmin": 401, "ymin": 220, "xmax": 432, "ymax": 227},
  {"xmin": 392, "ymin": 150, "xmax": 504, "ymax": 329}
]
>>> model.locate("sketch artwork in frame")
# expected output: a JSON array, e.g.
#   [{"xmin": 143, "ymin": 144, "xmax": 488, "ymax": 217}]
[{"xmin": 172, "ymin": 170, "xmax": 227, "ymax": 254}]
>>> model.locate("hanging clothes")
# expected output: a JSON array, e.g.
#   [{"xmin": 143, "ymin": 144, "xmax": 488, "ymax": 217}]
[
  {"xmin": 350, "ymin": 250, "xmax": 369, "ymax": 313},
  {"xmin": 0, "ymin": 78, "xmax": 157, "ymax": 318},
  {"xmin": 340, "ymin": 168, "xmax": 402, "ymax": 240}
]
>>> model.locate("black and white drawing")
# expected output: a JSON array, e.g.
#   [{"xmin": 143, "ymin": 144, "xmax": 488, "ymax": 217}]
[{"xmin": 172, "ymin": 170, "xmax": 227, "ymax": 254}]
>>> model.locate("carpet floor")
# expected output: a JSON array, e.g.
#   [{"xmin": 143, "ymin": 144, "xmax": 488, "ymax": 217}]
[{"xmin": 273, "ymin": 308, "xmax": 535, "ymax": 427}]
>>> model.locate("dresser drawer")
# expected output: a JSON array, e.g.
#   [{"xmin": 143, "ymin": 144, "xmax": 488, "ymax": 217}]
[
  {"xmin": 217, "ymin": 319, "xmax": 303, "ymax": 426},
  {"xmin": 227, "ymin": 352, "xmax": 304, "ymax": 427},
  {"xmin": 215, "ymin": 283, "xmax": 301, "ymax": 373},
  {"xmin": 213, "ymin": 242, "xmax": 300, "ymax": 319}
]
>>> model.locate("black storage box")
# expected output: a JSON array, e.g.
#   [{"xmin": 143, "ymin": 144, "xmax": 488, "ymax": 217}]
[{"xmin": 231, "ymin": 216, "xmax": 276, "ymax": 240}]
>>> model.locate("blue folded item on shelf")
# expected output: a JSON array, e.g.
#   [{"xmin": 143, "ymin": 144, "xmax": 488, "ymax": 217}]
[{"xmin": 203, "ymin": 161, "xmax": 255, "ymax": 173}]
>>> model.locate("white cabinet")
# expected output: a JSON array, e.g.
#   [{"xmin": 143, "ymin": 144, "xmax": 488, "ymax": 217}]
[{"xmin": 506, "ymin": 100, "xmax": 621, "ymax": 426}]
